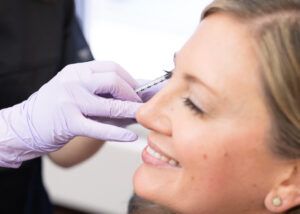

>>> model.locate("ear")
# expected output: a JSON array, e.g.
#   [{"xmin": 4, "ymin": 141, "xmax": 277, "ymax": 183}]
[{"xmin": 265, "ymin": 164, "xmax": 300, "ymax": 213}]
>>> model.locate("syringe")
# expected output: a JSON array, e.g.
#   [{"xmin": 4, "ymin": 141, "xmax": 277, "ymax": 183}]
[{"xmin": 135, "ymin": 71, "xmax": 172, "ymax": 94}]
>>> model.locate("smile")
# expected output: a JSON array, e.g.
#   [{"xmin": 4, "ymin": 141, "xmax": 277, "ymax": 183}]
[{"xmin": 143, "ymin": 145, "xmax": 180, "ymax": 168}]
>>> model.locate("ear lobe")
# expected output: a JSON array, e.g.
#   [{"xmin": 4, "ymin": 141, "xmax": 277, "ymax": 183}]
[
  {"xmin": 265, "ymin": 166, "xmax": 300, "ymax": 213},
  {"xmin": 265, "ymin": 188, "xmax": 300, "ymax": 213}
]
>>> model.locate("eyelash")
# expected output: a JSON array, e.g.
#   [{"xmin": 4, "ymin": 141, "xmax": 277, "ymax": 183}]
[
  {"xmin": 163, "ymin": 69, "xmax": 174, "ymax": 78},
  {"xmin": 166, "ymin": 67, "xmax": 204, "ymax": 115},
  {"xmin": 183, "ymin": 98, "xmax": 205, "ymax": 115}
]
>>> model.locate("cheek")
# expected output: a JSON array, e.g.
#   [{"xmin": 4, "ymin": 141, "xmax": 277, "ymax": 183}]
[
  {"xmin": 175, "ymin": 132, "xmax": 233, "ymax": 191},
  {"xmin": 170, "ymin": 128, "xmax": 237, "ymax": 209},
  {"xmin": 172, "ymin": 118, "xmax": 270, "ymax": 202}
]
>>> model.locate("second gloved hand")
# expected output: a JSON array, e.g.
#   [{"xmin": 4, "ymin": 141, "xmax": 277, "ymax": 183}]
[{"xmin": 0, "ymin": 61, "xmax": 142, "ymax": 167}]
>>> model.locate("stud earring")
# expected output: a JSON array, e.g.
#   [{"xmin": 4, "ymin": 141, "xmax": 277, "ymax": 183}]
[{"xmin": 272, "ymin": 196, "xmax": 282, "ymax": 207}]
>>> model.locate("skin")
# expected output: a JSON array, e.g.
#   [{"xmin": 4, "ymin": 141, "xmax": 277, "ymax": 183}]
[
  {"xmin": 134, "ymin": 13, "xmax": 295, "ymax": 214},
  {"xmin": 48, "ymin": 137, "xmax": 104, "ymax": 167}
]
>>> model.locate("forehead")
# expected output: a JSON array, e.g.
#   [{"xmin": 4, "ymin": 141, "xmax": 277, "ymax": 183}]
[{"xmin": 176, "ymin": 13, "xmax": 262, "ymax": 102}]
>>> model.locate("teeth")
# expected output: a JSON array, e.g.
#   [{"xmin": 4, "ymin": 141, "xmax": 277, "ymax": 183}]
[
  {"xmin": 161, "ymin": 156, "xmax": 169, "ymax": 162},
  {"xmin": 146, "ymin": 146, "xmax": 179, "ymax": 167},
  {"xmin": 168, "ymin": 159, "xmax": 177, "ymax": 166},
  {"xmin": 154, "ymin": 152, "xmax": 161, "ymax": 159}
]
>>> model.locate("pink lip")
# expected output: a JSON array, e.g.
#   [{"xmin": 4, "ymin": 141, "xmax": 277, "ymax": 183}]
[
  {"xmin": 147, "ymin": 137, "xmax": 174, "ymax": 160},
  {"xmin": 141, "ymin": 146, "xmax": 173, "ymax": 168}
]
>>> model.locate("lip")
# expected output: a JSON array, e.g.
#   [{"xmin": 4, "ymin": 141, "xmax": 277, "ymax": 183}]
[
  {"xmin": 148, "ymin": 140, "xmax": 174, "ymax": 160},
  {"xmin": 142, "ymin": 146, "xmax": 173, "ymax": 168},
  {"xmin": 141, "ymin": 136, "xmax": 180, "ymax": 168}
]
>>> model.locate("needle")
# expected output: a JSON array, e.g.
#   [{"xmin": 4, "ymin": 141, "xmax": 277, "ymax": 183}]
[{"xmin": 135, "ymin": 71, "xmax": 172, "ymax": 93}]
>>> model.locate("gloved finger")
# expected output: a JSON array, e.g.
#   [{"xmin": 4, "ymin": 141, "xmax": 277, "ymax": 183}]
[
  {"xmin": 75, "ymin": 117, "xmax": 138, "ymax": 142},
  {"xmin": 88, "ymin": 61, "xmax": 139, "ymax": 88},
  {"xmin": 82, "ymin": 94, "xmax": 143, "ymax": 118},
  {"xmin": 89, "ymin": 72, "xmax": 142, "ymax": 102},
  {"xmin": 95, "ymin": 117, "xmax": 137, "ymax": 128}
]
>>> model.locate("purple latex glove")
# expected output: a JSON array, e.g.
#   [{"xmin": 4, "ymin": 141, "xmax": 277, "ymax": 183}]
[
  {"xmin": 99, "ymin": 78, "xmax": 166, "ymax": 128},
  {"xmin": 136, "ymin": 79, "xmax": 167, "ymax": 102},
  {"xmin": 0, "ymin": 61, "xmax": 142, "ymax": 168}
]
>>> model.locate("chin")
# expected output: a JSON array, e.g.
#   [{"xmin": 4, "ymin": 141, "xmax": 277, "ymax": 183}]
[
  {"xmin": 133, "ymin": 164, "xmax": 181, "ymax": 213},
  {"xmin": 133, "ymin": 164, "xmax": 166, "ymax": 204},
  {"xmin": 133, "ymin": 164, "xmax": 150, "ymax": 198}
]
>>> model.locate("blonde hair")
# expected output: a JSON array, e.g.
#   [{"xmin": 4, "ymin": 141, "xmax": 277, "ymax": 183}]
[{"xmin": 202, "ymin": 0, "xmax": 300, "ymax": 159}]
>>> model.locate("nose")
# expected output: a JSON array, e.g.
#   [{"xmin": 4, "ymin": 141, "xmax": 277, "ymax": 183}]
[{"xmin": 136, "ymin": 87, "xmax": 172, "ymax": 136}]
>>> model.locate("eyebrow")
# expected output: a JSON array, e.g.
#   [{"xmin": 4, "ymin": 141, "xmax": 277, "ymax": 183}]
[
  {"xmin": 183, "ymin": 73, "xmax": 218, "ymax": 96},
  {"xmin": 173, "ymin": 52, "xmax": 218, "ymax": 96}
]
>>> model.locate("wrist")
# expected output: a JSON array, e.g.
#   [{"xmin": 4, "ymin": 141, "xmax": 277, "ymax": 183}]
[{"xmin": 0, "ymin": 102, "xmax": 44, "ymax": 167}]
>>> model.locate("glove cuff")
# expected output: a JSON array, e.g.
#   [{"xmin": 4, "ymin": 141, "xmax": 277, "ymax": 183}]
[{"xmin": 0, "ymin": 101, "xmax": 45, "ymax": 168}]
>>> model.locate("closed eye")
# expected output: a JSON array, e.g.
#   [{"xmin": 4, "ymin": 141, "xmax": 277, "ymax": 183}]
[{"xmin": 183, "ymin": 97, "xmax": 205, "ymax": 115}]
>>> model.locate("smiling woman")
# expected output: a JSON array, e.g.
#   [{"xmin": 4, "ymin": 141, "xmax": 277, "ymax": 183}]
[{"xmin": 132, "ymin": 0, "xmax": 300, "ymax": 214}]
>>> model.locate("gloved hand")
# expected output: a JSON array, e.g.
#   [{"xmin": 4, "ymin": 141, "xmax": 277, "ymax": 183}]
[
  {"xmin": 136, "ymin": 79, "xmax": 167, "ymax": 102},
  {"xmin": 99, "ymin": 78, "xmax": 166, "ymax": 128},
  {"xmin": 0, "ymin": 61, "xmax": 143, "ymax": 168}
]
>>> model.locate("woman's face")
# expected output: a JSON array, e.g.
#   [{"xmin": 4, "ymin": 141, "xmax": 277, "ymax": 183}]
[{"xmin": 134, "ymin": 14, "xmax": 288, "ymax": 214}]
